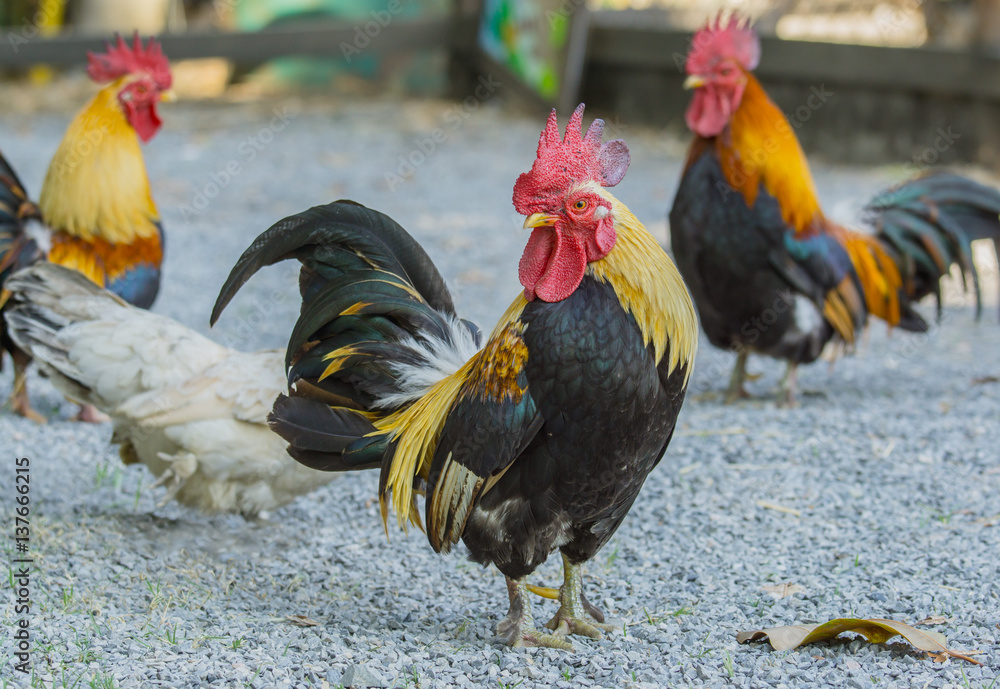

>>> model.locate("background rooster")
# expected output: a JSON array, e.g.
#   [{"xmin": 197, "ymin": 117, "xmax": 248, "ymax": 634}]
[
  {"xmin": 0, "ymin": 33, "xmax": 173, "ymax": 422},
  {"xmin": 669, "ymin": 16, "xmax": 1000, "ymax": 404},
  {"xmin": 3, "ymin": 263, "xmax": 336, "ymax": 517},
  {"xmin": 212, "ymin": 106, "xmax": 698, "ymax": 648}
]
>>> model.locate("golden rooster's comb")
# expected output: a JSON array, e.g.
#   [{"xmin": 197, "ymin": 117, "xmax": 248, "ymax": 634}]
[{"xmin": 86, "ymin": 31, "xmax": 172, "ymax": 90}]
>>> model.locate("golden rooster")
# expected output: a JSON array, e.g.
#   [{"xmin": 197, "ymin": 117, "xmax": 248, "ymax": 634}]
[
  {"xmin": 213, "ymin": 106, "xmax": 698, "ymax": 648},
  {"xmin": 1, "ymin": 33, "xmax": 173, "ymax": 422}
]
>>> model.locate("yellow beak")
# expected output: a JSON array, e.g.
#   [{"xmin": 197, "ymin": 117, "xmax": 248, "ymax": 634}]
[
  {"xmin": 523, "ymin": 213, "xmax": 559, "ymax": 229},
  {"xmin": 159, "ymin": 89, "xmax": 177, "ymax": 103},
  {"xmin": 683, "ymin": 75, "xmax": 705, "ymax": 90}
]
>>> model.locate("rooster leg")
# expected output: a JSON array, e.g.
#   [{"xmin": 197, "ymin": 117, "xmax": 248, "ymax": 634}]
[
  {"xmin": 72, "ymin": 404, "xmax": 110, "ymax": 424},
  {"xmin": 544, "ymin": 553, "xmax": 617, "ymax": 641},
  {"xmin": 152, "ymin": 452, "xmax": 198, "ymax": 506},
  {"xmin": 725, "ymin": 350, "xmax": 753, "ymax": 402},
  {"xmin": 8, "ymin": 349, "xmax": 45, "ymax": 424},
  {"xmin": 496, "ymin": 576, "xmax": 572, "ymax": 650},
  {"xmin": 779, "ymin": 362, "xmax": 799, "ymax": 407}
]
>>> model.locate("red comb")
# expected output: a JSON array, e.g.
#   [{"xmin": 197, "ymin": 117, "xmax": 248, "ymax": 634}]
[
  {"xmin": 512, "ymin": 104, "xmax": 630, "ymax": 215},
  {"xmin": 86, "ymin": 32, "xmax": 172, "ymax": 89},
  {"xmin": 686, "ymin": 13, "xmax": 760, "ymax": 75}
]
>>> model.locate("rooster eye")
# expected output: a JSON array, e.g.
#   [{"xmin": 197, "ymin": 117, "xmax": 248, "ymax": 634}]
[{"xmin": 572, "ymin": 200, "xmax": 588, "ymax": 211}]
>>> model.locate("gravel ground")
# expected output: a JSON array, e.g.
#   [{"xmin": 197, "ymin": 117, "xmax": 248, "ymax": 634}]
[{"xmin": 1, "ymin": 93, "xmax": 998, "ymax": 689}]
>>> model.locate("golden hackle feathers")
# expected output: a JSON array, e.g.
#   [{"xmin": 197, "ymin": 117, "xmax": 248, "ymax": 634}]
[
  {"xmin": 38, "ymin": 78, "xmax": 160, "ymax": 245},
  {"xmin": 587, "ymin": 186, "xmax": 698, "ymax": 382}
]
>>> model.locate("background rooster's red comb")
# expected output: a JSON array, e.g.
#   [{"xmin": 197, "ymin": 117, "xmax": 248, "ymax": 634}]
[
  {"xmin": 686, "ymin": 13, "xmax": 760, "ymax": 74},
  {"xmin": 86, "ymin": 32, "xmax": 172, "ymax": 89},
  {"xmin": 512, "ymin": 104, "xmax": 630, "ymax": 215}
]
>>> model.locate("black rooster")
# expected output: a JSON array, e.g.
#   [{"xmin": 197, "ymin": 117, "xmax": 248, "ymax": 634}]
[{"xmin": 213, "ymin": 106, "xmax": 698, "ymax": 648}]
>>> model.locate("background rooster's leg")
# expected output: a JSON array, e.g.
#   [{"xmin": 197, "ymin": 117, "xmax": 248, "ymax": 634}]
[
  {"xmin": 496, "ymin": 576, "xmax": 572, "ymax": 650},
  {"xmin": 8, "ymin": 348, "xmax": 45, "ymax": 423},
  {"xmin": 544, "ymin": 553, "xmax": 616, "ymax": 641},
  {"xmin": 726, "ymin": 350, "xmax": 753, "ymax": 402},
  {"xmin": 780, "ymin": 362, "xmax": 799, "ymax": 407},
  {"xmin": 72, "ymin": 403, "xmax": 110, "ymax": 424}
]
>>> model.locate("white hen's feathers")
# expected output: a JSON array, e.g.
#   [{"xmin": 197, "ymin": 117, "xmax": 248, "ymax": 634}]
[{"xmin": 4, "ymin": 264, "xmax": 335, "ymax": 517}]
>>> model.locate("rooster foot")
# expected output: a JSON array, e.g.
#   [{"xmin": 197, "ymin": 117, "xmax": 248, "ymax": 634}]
[
  {"xmin": 725, "ymin": 351, "xmax": 756, "ymax": 404},
  {"xmin": 72, "ymin": 404, "xmax": 110, "ymax": 424},
  {"xmin": 778, "ymin": 363, "xmax": 800, "ymax": 408},
  {"xmin": 8, "ymin": 353, "xmax": 46, "ymax": 423},
  {"xmin": 152, "ymin": 452, "xmax": 198, "ymax": 506},
  {"xmin": 497, "ymin": 576, "xmax": 573, "ymax": 650},
  {"xmin": 543, "ymin": 554, "xmax": 617, "ymax": 642},
  {"xmin": 9, "ymin": 393, "xmax": 46, "ymax": 424}
]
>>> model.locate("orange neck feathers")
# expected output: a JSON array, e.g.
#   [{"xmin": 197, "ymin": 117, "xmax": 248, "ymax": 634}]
[
  {"xmin": 713, "ymin": 73, "xmax": 824, "ymax": 235},
  {"xmin": 38, "ymin": 78, "xmax": 160, "ymax": 245}
]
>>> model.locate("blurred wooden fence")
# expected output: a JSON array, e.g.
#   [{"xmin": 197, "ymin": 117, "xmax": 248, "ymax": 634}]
[{"xmin": 2, "ymin": 9, "xmax": 1000, "ymax": 166}]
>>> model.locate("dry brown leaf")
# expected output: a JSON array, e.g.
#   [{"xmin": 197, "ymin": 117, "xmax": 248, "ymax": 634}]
[
  {"xmin": 760, "ymin": 583, "xmax": 805, "ymax": 599},
  {"xmin": 285, "ymin": 614, "xmax": 319, "ymax": 627},
  {"xmin": 929, "ymin": 650, "xmax": 983, "ymax": 664},
  {"xmin": 971, "ymin": 375, "xmax": 999, "ymax": 385},
  {"xmin": 914, "ymin": 616, "xmax": 949, "ymax": 626},
  {"xmin": 737, "ymin": 617, "xmax": 981, "ymax": 665}
]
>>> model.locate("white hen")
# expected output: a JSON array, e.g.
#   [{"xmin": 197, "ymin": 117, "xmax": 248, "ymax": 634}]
[{"xmin": 3, "ymin": 263, "xmax": 336, "ymax": 517}]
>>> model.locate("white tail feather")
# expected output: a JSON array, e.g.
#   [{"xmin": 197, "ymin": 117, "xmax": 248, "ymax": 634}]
[{"xmin": 374, "ymin": 314, "xmax": 481, "ymax": 409}]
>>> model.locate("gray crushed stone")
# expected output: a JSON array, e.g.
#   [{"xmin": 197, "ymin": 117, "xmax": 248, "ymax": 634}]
[{"xmin": 0, "ymin": 95, "xmax": 998, "ymax": 689}]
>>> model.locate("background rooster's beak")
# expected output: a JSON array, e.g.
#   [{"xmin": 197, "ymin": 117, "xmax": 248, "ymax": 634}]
[
  {"xmin": 523, "ymin": 213, "xmax": 559, "ymax": 229},
  {"xmin": 159, "ymin": 89, "xmax": 177, "ymax": 103},
  {"xmin": 683, "ymin": 75, "xmax": 705, "ymax": 90}
]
